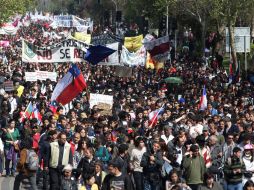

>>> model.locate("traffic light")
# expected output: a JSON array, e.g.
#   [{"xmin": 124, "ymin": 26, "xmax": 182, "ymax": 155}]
[
  {"xmin": 159, "ymin": 16, "xmax": 167, "ymax": 36},
  {"xmin": 104, "ymin": 11, "xmax": 110, "ymax": 26},
  {"xmin": 171, "ymin": 18, "xmax": 177, "ymax": 31},
  {"xmin": 162, "ymin": 16, "xmax": 167, "ymax": 28},
  {"xmin": 116, "ymin": 11, "xmax": 122, "ymax": 22}
]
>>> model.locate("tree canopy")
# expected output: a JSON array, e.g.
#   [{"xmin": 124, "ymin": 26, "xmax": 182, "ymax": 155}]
[{"xmin": 0, "ymin": 0, "xmax": 33, "ymax": 24}]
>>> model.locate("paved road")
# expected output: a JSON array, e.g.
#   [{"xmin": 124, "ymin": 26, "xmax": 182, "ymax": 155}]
[
  {"xmin": 0, "ymin": 173, "xmax": 44, "ymax": 190},
  {"xmin": 0, "ymin": 176, "xmax": 15, "ymax": 189}
]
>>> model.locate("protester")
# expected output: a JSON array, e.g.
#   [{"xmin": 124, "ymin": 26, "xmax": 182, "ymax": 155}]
[
  {"xmin": 242, "ymin": 144, "xmax": 254, "ymax": 184},
  {"xmin": 80, "ymin": 174, "xmax": 99, "ymax": 190},
  {"xmin": 60, "ymin": 164, "xmax": 78, "ymax": 190},
  {"xmin": 3, "ymin": 119, "xmax": 20, "ymax": 177},
  {"xmin": 165, "ymin": 169, "xmax": 191, "ymax": 190},
  {"xmin": 48, "ymin": 132, "xmax": 73, "ymax": 190},
  {"xmin": 13, "ymin": 137, "xmax": 38, "ymax": 190},
  {"xmin": 197, "ymin": 172, "xmax": 223, "ymax": 190},
  {"xmin": 101, "ymin": 160, "xmax": 134, "ymax": 190},
  {"xmin": 224, "ymin": 147, "xmax": 246, "ymax": 190},
  {"xmin": 130, "ymin": 136, "xmax": 146, "ymax": 190},
  {"xmin": 182, "ymin": 144, "xmax": 206, "ymax": 190},
  {"xmin": 141, "ymin": 141, "xmax": 163, "ymax": 190},
  {"xmin": 94, "ymin": 161, "xmax": 106, "ymax": 189}
]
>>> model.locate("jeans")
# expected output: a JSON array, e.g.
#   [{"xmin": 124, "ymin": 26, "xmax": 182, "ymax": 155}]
[
  {"xmin": 133, "ymin": 171, "xmax": 144, "ymax": 190},
  {"xmin": 227, "ymin": 182, "xmax": 243, "ymax": 190},
  {"xmin": 13, "ymin": 172, "xmax": 38, "ymax": 190},
  {"xmin": 0, "ymin": 152, "xmax": 3, "ymax": 174},
  {"xmin": 49, "ymin": 167, "xmax": 61, "ymax": 190},
  {"xmin": 188, "ymin": 184, "xmax": 201, "ymax": 190},
  {"xmin": 4, "ymin": 148, "xmax": 17, "ymax": 175},
  {"xmin": 144, "ymin": 177, "xmax": 160, "ymax": 190},
  {"xmin": 43, "ymin": 169, "xmax": 50, "ymax": 190}
]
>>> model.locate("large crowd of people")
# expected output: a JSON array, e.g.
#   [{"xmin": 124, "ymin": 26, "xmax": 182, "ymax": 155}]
[{"xmin": 0, "ymin": 18, "xmax": 254, "ymax": 190}]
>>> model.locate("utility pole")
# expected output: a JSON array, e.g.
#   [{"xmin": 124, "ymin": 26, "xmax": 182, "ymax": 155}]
[
  {"xmin": 166, "ymin": 5, "xmax": 169, "ymax": 36},
  {"xmin": 111, "ymin": 0, "xmax": 118, "ymax": 34}
]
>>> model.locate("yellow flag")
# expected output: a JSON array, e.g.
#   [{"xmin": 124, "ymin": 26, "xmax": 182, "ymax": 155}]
[
  {"xmin": 145, "ymin": 52, "xmax": 155, "ymax": 69},
  {"xmin": 17, "ymin": 85, "xmax": 24, "ymax": 97},
  {"xmin": 73, "ymin": 32, "xmax": 91, "ymax": 44},
  {"xmin": 124, "ymin": 35, "xmax": 143, "ymax": 52},
  {"xmin": 145, "ymin": 52, "xmax": 164, "ymax": 71}
]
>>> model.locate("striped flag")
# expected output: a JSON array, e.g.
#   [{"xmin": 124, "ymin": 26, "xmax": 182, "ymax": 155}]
[
  {"xmin": 149, "ymin": 104, "xmax": 165, "ymax": 127},
  {"xmin": 199, "ymin": 85, "xmax": 207, "ymax": 110},
  {"xmin": 19, "ymin": 102, "xmax": 33, "ymax": 123},
  {"xmin": 31, "ymin": 105, "xmax": 42, "ymax": 125},
  {"xmin": 51, "ymin": 64, "xmax": 87, "ymax": 105}
]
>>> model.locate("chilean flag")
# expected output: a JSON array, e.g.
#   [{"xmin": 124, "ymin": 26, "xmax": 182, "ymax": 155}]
[
  {"xmin": 49, "ymin": 101, "xmax": 58, "ymax": 114},
  {"xmin": 51, "ymin": 64, "xmax": 87, "ymax": 105},
  {"xmin": 31, "ymin": 106, "xmax": 42, "ymax": 125},
  {"xmin": 199, "ymin": 85, "xmax": 207, "ymax": 110},
  {"xmin": 149, "ymin": 104, "xmax": 165, "ymax": 127}
]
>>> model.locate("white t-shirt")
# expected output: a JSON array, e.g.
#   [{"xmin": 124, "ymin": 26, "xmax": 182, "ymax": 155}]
[
  {"xmin": 161, "ymin": 135, "xmax": 174, "ymax": 144},
  {"xmin": 130, "ymin": 147, "xmax": 146, "ymax": 172}
]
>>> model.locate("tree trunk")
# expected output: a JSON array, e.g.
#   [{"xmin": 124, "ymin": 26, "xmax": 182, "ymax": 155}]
[
  {"xmin": 201, "ymin": 20, "xmax": 206, "ymax": 56},
  {"xmin": 228, "ymin": 24, "xmax": 238, "ymax": 68}
]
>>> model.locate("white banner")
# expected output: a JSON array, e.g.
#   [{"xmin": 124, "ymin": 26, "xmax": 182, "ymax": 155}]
[
  {"xmin": 99, "ymin": 42, "xmax": 122, "ymax": 66},
  {"xmin": 50, "ymin": 15, "xmax": 93, "ymax": 32},
  {"xmin": 0, "ymin": 26, "xmax": 18, "ymax": 35},
  {"xmin": 22, "ymin": 39, "xmax": 88, "ymax": 63},
  {"xmin": 121, "ymin": 46, "xmax": 146, "ymax": 66},
  {"xmin": 89, "ymin": 93, "xmax": 113, "ymax": 109},
  {"xmin": 25, "ymin": 71, "xmax": 57, "ymax": 81}
]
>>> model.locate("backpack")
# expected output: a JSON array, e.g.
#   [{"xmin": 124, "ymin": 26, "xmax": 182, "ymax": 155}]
[{"xmin": 26, "ymin": 150, "xmax": 39, "ymax": 171}]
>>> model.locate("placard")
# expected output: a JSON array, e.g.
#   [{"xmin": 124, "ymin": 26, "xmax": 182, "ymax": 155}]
[
  {"xmin": 25, "ymin": 71, "xmax": 57, "ymax": 81},
  {"xmin": 4, "ymin": 81, "xmax": 14, "ymax": 91},
  {"xmin": 90, "ymin": 93, "xmax": 113, "ymax": 115}
]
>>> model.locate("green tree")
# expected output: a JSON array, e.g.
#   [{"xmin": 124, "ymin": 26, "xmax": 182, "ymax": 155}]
[
  {"xmin": 155, "ymin": 0, "xmax": 213, "ymax": 54},
  {"xmin": 212, "ymin": 0, "xmax": 254, "ymax": 67},
  {"xmin": 0, "ymin": 0, "xmax": 33, "ymax": 24}
]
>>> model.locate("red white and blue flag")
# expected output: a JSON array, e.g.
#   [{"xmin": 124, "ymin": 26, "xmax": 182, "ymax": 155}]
[
  {"xmin": 31, "ymin": 105, "xmax": 42, "ymax": 125},
  {"xmin": 199, "ymin": 85, "xmax": 207, "ymax": 110},
  {"xmin": 51, "ymin": 64, "xmax": 87, "ymax": 105},
  {"xmin": 149, "ymin": 104, "xmax": 165, "ymax": 127},
  {"xmin": 49, "ymin": 101, "xmax": 58, "ymax": 114}
]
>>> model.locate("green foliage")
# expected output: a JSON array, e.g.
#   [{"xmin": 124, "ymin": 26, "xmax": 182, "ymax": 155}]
[{"xmin": 0, "ymin": 0, "xmax": 33, "ymax": 24}]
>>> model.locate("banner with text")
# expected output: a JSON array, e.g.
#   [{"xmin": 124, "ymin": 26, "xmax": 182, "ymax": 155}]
[
  {"xmin": 22, "ymin": 39, "xmax": 88, "ymax": 63},
  {"xmin": 25, "ymin": 71, "xmax": 57, "ymax": 81},
  {"xmin": 50, "ymin": 15, "xmax": 93, "ymax": 32},
  {"xmin": 121, "ymin": 46, "xmax": 146, "ymax": 66}
]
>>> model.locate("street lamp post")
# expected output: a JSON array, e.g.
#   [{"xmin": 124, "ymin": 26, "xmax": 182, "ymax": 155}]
[
  {"xmin": 166, "ymin": 5, "xmax": 169, "ymax": 36},
  {"xmin": 112, "ymin": 1, "xmax": 118, "ymax": 34}
]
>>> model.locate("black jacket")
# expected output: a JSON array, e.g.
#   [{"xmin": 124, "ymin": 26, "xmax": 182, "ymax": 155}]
[
  {"xmin": 140, "ymin": 151, "xmax": 163, "ymax": 183},
  {"xmin": 77, "ymin": 156, "xmax": 97, "ymax": 178}
]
